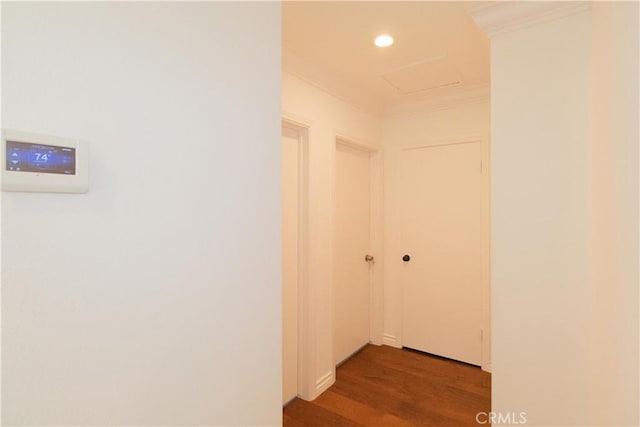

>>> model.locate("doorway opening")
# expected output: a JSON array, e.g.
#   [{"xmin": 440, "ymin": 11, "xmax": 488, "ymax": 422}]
[{"xmin": 282, "ymin": 0, "xmax": 492, "ymax": 414}]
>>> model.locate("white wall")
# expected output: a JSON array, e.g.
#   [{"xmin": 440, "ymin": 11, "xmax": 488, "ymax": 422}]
[
  {"xmin": 1, "ymin": 2, "xmax": 282, "ymax": 425},
  {"xmin": 282, "ymin": 71, "xmax": 381, "ymax": 399},
  {"xmin": 490, "ymin": 4, "xmax": 640, "ymax": 424},
  {"xmin": 588, "ymin": 2, "xmax": 639, "ymax": 425},
  {"xmin": 381, "ymin": 101, "xmax": 491, "ymax": 370},
  {"xmin": 491, "ymin": 11, "xmax": 592, "ymax": 426}
]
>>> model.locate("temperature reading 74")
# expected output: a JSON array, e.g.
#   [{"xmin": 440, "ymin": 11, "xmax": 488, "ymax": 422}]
[{"xmin": 34, "ymin": 153, "xmax": 49, "ymax": 162}]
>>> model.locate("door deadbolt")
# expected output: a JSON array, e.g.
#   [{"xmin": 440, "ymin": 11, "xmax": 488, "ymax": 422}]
[{"xmin": 365, "ymin": 254, "xmax": 375, "ymax": 263}]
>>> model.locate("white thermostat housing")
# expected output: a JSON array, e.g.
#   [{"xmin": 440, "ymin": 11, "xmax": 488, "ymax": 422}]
[{"xmin": 1, "ymin": 129, "xmax": 89, "ymax": 193}]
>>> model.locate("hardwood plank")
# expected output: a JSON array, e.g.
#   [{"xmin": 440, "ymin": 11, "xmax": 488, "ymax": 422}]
[
  {"xmin": 284, "ymin": 344, "xmax": 491, "ymax": 426},
  {"xmin": 284, "ymin": 398, "xmax": 361, "ymax": 426},
  {"xmin": 283, "ymin": 413, "xmax": 309, "ymax": 427},
  {"xmin": 314, "ymin": 390, "xmax": 414, "ymax": 427}
]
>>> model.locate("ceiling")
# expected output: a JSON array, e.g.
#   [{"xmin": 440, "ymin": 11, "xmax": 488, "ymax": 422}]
[{"xmin": 283, "ymin": 1, "xmax": 490, "ymax": 116}]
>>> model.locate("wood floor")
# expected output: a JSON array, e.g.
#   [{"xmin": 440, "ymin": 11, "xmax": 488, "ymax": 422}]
[{"xmin": 283, "ymin": 344, "xmax": 491, "ymax": 426}]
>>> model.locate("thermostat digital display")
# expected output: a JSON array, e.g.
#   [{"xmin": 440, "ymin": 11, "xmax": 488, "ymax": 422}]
[
  {"xmin": 6, "ymin": 140, "xmax": 76, "ymax": 175},
  {"xmin": 1, "ymin": 129, "xmax": 89, "ymax": 193}
]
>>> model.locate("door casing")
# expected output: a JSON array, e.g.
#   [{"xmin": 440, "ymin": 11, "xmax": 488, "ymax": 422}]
[
  {"xmin": 281, "ymin": 116, "xmax": 386, "ymax": 401},
  {"xmin": 281, "ymin": 117, "xmax": 311, "ymax": 400}
]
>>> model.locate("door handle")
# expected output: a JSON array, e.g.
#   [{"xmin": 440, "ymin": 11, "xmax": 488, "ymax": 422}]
[{"xmin": 365, "ymin": 254, "xmax": 375, "ymax": 263}]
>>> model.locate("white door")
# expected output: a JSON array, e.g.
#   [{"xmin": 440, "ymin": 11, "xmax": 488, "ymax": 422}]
[
  {"xmin": 399, "ymin": 142, "xmax": 482, "ymax": 366},
  {"xmin": 334, "ymin": 142, "xmax": 372, "ymax": 365},
  {"xmin": 282, "ymin": 126, "xmax": 299, "ymax": 404}
]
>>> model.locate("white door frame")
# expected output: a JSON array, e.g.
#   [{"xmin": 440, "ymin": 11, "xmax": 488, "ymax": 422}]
[
  {"xmin": 333, "ymin": 133, "xmax": 384, "ymax": 356},
  {"xmin": 281, "ymin": 117, "xmax": 313, "ymax": 400},
  {"xmin": 280, "ymin": 118, "xmax": 386, "ymax": 400}
]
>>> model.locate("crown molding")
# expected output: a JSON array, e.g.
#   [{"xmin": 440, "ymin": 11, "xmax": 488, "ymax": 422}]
[
  {"xmin": 283, "ymin": 49, "xmax": 384, "ymax": 118},
  {"xmin": 469, "ymin": 1, "xmax": 591, "ymax": 38},
  {"xmin": 384, "ymin": 84, "xmax": 490, "ymax": 118},
  {"xmin": 284, "ymin": 48, "xmax": 489, "ymax": 119}
]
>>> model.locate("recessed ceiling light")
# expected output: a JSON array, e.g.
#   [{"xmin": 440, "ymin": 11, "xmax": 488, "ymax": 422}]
[{"xmin": 374, "ymin": 34, "xmax": 394, "ymax": 48}]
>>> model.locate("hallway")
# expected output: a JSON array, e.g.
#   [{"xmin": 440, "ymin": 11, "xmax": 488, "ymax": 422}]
[{"xmin": 284, "ymin": 345, "xmax": 491, "ymax": 426}]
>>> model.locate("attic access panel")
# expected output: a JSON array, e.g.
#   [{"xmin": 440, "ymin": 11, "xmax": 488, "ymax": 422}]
[{"xmin": 381, "ymin": 56, "xmax": 461, "ymax": 95}]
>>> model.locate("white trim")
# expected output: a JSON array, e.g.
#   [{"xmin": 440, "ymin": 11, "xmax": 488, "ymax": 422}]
[
  {"xmin": 315, "ymin": 371, "xmax": 334, "ymax": 394},
  {"xmin": 282, "ymin": 119, "xmax": 315, "ymax": 402},
  {"xmin": 397, "ymin": 135, "xmax": 486, "ymax": 152},
  {"xmin": 480, "ymin": 132, "xmax": 492, "ymax": 374},
  {"xmin": 383, "ymin": 333, "xmax": 400, "ymax": 348},
  {"xmin": 402, "ymin": 139, "xmax": 481, "ymax": 152},
  {"xmin": 369, "ymin": 147, "xmax": 385, "ymax": 347},
  {"xmin": 283, "ymin": 52, "xmax": 384, "ymax": 118},
  {"xmin": 469, "ymin": 1, "xmax": 591, "ymax": 38},
  {"xmin": 335, "ymin": 132, "xmax": 379, "ymax": 153},
  {"xmin": 384, "ymin": 84, "xmax": 489, "ymax": 118},
  {"xmin": 282, "ymin": 111, "xmax": 314, "ymax": 131},
  {"xmin": 285, "ymin": 52, "xmax": 489, "ymax": 119}
]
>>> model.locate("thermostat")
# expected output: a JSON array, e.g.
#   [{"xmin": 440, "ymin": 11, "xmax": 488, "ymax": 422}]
[{"xmin": 1, "ymin": 129, "xmax": 89, "ymax": 193}]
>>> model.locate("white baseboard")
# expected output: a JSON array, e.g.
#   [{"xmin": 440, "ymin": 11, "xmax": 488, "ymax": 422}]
[
  {"xmin": 383, "ymin": 333, "xmax": 401, "ymax": 348},
  {"xmin": 315, "ymin": 371, "xmax": 334, "ymax": 395}
]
